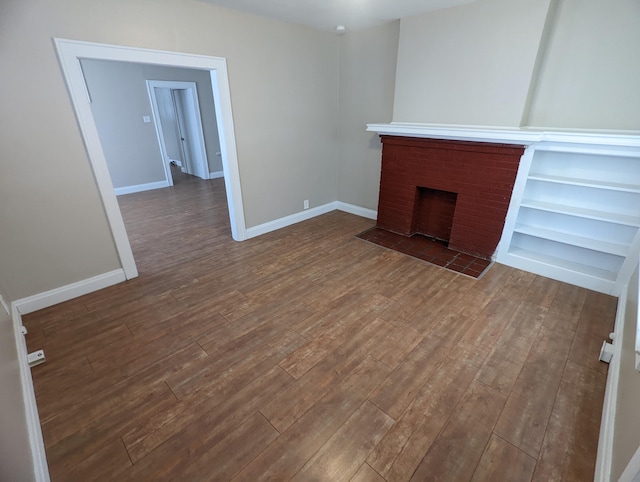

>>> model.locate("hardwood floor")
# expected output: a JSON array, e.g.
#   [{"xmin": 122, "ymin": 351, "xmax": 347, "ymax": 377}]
[{"xmin": 23, "ymin": 176, "xmax": 616, "ymax": 481}]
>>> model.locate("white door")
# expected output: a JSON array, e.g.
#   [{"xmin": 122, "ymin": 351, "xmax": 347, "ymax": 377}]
[
  {"xmin": 147, "ymin": 81, "xmax": 210, "ymax": 183},
  {"xmin": 155, "ymin": 88, "xmax": 182, "ymax": 167},
  {"xmin": 172, "ymin": 88, "xmax": 208, "ymax": 180}
]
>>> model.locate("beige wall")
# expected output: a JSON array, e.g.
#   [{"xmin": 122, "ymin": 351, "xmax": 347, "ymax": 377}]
[
  {"xmin": 0, "ymin": 0, "xmax": 338, "ymax": 301},
  {"xmin": 526, "ymin": 0, "xmax": 640, "ymax": 130},
  {"xmin": 612, "ymin": 264, "xmax": 640, "ymax": 480},
  {"xmin": 392, "ymin": 0, "xmax": 640, "ymax": 131},
  {"xmin": 393, "ymin": 0, "xmax": 552, "ymax": 127},
  {"xmin": 0, "ymin": 301, "xmax": 35, "ymax": 482},
  {"xmin": 81, "ymin": 60, "xmax": 223, "ymax": 188},
  {"xmin": 337, "ymin": 22, "xmax": 400, "ymax": 211}
]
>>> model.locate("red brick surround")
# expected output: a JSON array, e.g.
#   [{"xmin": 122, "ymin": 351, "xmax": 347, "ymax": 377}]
[{"xmin": 376, "ymin": 136, "xmax": 524, "ymax": 259}]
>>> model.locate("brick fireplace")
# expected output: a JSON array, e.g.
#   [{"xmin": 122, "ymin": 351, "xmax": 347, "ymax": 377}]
[{"xmin": 376, "ymin": 136, "xmax": 524, "ymax": 259}]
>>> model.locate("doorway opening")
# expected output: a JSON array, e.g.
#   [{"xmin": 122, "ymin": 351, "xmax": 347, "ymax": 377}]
[
  {"xmin": 55, "ymin": 38, "xmax": 247, "ymax": 280},
  {"xmin": 147, "ymin": 80, "xmax": 210, "ymax": 185}
]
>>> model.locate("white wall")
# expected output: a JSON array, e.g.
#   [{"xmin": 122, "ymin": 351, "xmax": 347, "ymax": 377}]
[
  {"xmin": 81, "ymin": 60, "xmax": 223, "ymax": 188},
  {"xmin": 393, "ymin": 0, "xmax": 553, "ymax": 127},
  {"xmin": 337, "ymin": 21, "xmax": 400, "ymax": 212},
  {"xmin": 0, "ymin": 0, "xmax": 338, "ymax": 301},
  {"xmin": 0, "ymin": 299, "xmax": 35, "ymax": 482},
  {"xmin": 526, "ymin": 0, "xmax": 640, "ymax": 130}
]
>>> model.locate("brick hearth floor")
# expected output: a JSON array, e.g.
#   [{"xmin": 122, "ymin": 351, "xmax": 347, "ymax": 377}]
[{"xmin": 357, "ymin": 227, "xmax": 492, "ymax": 279}]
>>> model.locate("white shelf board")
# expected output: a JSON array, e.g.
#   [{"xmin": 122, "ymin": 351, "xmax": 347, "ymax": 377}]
[
  {"xmin": 513, "ymin": 224, "xmax": 629, "ymax": 257},
  {"xmin": 508, "ymin": 247, "xmax": 618, "ymax": 282},
  {"xmin": 527, "ymin": 173, "xmax": 640, "ymax": 193},
  {"xmin": 520, "ymin": 200, "xmax": 640, "ymax": 227}
]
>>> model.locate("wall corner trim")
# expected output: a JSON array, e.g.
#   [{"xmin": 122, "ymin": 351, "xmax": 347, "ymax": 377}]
[
  {"xmin": 245, "ymin": 201, "xmax": 377, "ymax": 239},
  {"xmin": 13, "ymin": 269, "xmax": 126, "ymax": 316},
  {"xmin": 245, "ymin": 203, "xmax": 339, "ymax": 239},
  {"xmin": 336, "ymin": 202, "xmax": 377, "ymax": 220}
]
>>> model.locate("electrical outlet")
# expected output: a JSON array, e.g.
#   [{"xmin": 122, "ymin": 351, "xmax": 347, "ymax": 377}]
[{"xmin": 304, "ymin": 200, "xmax": 309, "ymax": 210}]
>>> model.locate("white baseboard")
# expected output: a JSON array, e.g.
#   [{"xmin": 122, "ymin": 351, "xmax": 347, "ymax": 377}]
[
  {"xmin": 114, "ymin": 180, "xmax": 169, "ymax": 196},
  {"xmin": 209, "ymin": 171, "xmax": 224, "ymax": 179},
  {"xmin": 245, "ymin": 202, "xmax": 338, "ymax": 239},
  {"xmin": 244, "ymin": 201, "xmax": 377, "ymax": 240},
  {"xmin": 13, "ymin": 269, "xmax": 126, "ymax": 315},
  {"xmin": 336, "ymin": 202, "xmax": 377, "ymax": 220},
  {"xmin": 10, "ymin": 304, "xmax": 50, "ymax": 482}
]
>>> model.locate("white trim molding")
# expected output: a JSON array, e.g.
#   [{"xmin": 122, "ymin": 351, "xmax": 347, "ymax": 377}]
[
  {"xmin": 114, "ymin": 180, "xmax": 169, "ymax": 196},
  {"xmin": 13, "ymin": 269, "xmax": 125, "ymax": 315},
  {"xmin": 209, "ymin": 170, "xmax": 224, "ymax": 179},
  {"xmin": 10, "ymin": 303, "xmax": 50, "ymax": 482},
  {"xmin": 245, "ymin": 202, "xmax": 338, "ymax": 239},
  {"xmin": 245, "ymin": 201, "xmax": 377, "ymax": 239},
  {"xmin": 336, "ymin": 202, "xmax": 377, "ymax": 220},
  {"xmin": 367, "ymin": 123, "xmax": 640, "ymax": 148},
  {"xmin": 53, "ymin": 38, "xmax": 247, "ymax": 284}
]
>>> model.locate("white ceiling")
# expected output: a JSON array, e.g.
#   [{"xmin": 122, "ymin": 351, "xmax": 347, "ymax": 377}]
[{"xmin": 198, "ymin": 0, "xmax": 475, "ymax": 32}]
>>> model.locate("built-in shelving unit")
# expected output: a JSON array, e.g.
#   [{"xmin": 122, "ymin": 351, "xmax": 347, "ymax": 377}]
[
  {"xmin": 366, "ymin": 123, "xmax": 640, "ymax": 295},
  {"xmin": 498, "ymin": 144, "xmax": 640, "ymax": 295}
]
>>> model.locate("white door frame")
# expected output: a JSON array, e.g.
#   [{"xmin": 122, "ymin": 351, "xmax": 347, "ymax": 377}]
[
  {"xmin": 147, "ymin": 81, "xmax": 210, "ymax": 184},
  {"xmin": 54, "ymin": 38, "xmax": 247, "ymax": 279}
]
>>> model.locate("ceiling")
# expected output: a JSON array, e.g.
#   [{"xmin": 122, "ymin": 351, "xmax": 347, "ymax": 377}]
[{"xmin": 198, "ymin": 0, "xmax": 476, "ymax": 32}]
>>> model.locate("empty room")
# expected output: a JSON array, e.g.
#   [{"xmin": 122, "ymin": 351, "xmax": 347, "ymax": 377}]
[{"xmin": 1, "ymin": 0, "xmax": 639, "ymax": 481}]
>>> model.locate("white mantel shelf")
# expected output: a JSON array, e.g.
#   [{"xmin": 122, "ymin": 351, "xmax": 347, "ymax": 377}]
[{"xmin": 366, "ymin": 123, "xmax": 640, "ymax": 148}]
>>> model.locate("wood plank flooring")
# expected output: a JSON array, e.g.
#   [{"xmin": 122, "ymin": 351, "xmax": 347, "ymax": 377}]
[{"xmin": 22, "ymin": 175, "xmax": 617, "ymax": 481}]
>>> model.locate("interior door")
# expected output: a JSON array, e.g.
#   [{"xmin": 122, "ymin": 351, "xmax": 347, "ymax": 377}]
[{"xmin": 172, "ymin": 89, "xmax": 207, "ymax": 179}]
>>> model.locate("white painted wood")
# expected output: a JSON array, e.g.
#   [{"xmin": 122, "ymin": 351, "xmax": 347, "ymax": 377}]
[
  {"xmin": 245, "ymin": 202, "xmax": 338, "ymax": 239},
  {"xmin": 335, "ymin": 202, "xmax": 377, "ymax": 220},
  {"xmin": 114, "ymin": 180, "xmax": 170, "ymax": 196},
  {"xmin": 10, "ymin": 303, "xmax": 50, "ymax": 482},
  {"xmin": 366, "ymin": 123, "xmax": 640, "ymax": 147},
  {"xmin": 209, "ymin": 170, "xmax": 224, "ymax": 179},
  {"xmin": 13, "ymin": 269, "xmax": 126, "ymax": 315},
  {"xmin": 513, "ymin": 224, "xmax": 629, "ymax": 257},
  {"xmin": 147, "ymin": 83, "xmax": 177, "ymax": 187},
  {"xmin": 209, "ymin": 67, "xmax": 246, "ymax": 241},
  {"xmin": 53, "ymin": 40, "xmax": 247, "ymax": 275},
  {"xmin": 173, "ymin": 86, "xmax": 209, "ymax": 180},
  {"xmin": 519, "ymin": 201, "xmax": 640, "ymax": 227},
  {"xmin": 527, "ymin": 174, "xmax": 640, "ymax": 194},
  {"xmin": 366, "ymin": 122, "xmax": 541, "ymax": 145},
  {"xmin": 148, "ymin": 81, "xmax": 211, "ymax": 184},
  {"xmin": 501, "ymin": 250, "xmax": 616, "ymax": 294},
  {"xmin": 496, "ymin": 145, "xmax": 535, "ymax": 260},
  {"xmin": 54, "ymin": 39, "xmax": 139, "ymax": 279}
]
